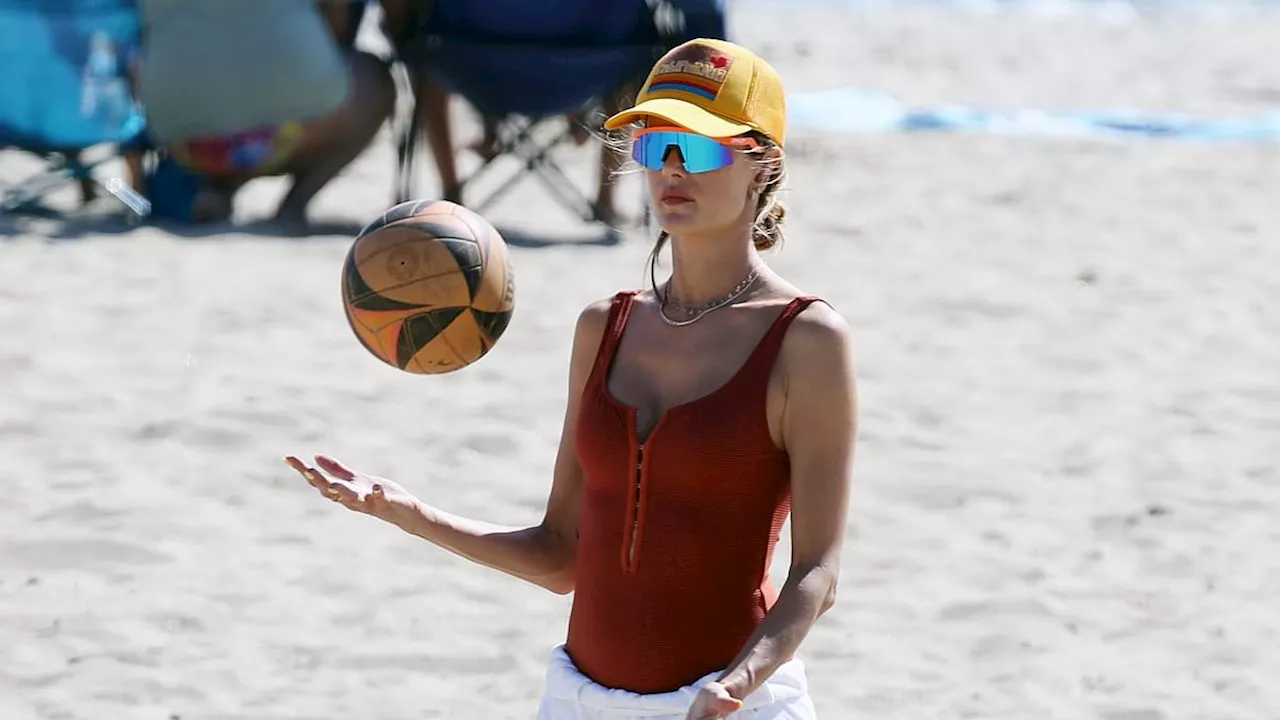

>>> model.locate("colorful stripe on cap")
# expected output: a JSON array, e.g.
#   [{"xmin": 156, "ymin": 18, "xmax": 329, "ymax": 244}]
[
  {"xmin": 649, "ymin": 74, "xmax": 721, "ymax": 100},
  {"xmin": 646, "ymin": 46, "xmax": 735, "ymax": 102}
]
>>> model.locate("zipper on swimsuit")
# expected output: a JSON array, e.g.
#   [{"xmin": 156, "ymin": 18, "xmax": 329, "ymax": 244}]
[{"xmin": 624, "ymin": 443, "xmax": 644, "ymax": 573}]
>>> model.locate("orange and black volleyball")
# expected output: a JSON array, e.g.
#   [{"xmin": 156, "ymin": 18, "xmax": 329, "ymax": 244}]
[{"xmin": 340, "ymin": 199, "xmax": 515, "ymax": 374}]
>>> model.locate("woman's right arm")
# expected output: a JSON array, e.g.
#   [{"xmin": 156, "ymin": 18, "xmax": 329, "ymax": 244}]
[{"xmin": 287, "ymin": 299, "xmax": 611, "ymax": 595}]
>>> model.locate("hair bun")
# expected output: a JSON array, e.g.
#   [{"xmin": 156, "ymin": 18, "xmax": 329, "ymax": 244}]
[{"xmin": 753, "ymin": 198, "xmax": 785, "ymax": 250}]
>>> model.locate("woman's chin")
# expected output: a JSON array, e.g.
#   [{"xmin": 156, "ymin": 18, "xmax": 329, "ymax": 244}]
[{"xmin": 655, "ymin": 209, "xmax": 702, "ymax": 232}]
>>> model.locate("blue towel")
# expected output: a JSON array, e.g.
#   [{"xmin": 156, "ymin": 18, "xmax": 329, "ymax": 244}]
[
  {"xmin": 789, "ymin": 87, "xmax": 1280, "ymax": 143},
  {"xmin": 0, "ymin": 0, "xmax": 145, "ymax": 149}
]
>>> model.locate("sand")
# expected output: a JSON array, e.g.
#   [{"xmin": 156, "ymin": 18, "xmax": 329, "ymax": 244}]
[{"xmin": 2, "ymin": 3, "xmax": 1278, "ymax": 719}]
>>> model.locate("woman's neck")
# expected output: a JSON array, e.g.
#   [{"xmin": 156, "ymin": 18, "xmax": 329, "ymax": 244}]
[{"xmin": 665, "ymin": 229, "xmax": 760, "ymax": 307}]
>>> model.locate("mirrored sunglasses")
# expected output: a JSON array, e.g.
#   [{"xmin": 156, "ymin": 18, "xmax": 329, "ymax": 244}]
[{"xmin": 630, "ymin": 127, "xmax": 759, "ymax": 174}]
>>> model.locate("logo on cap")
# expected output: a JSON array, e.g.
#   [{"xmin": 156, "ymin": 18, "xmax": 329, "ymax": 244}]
[{"xmin": 647, "ymin": 43, "xmax": 734, "ymax": 102}]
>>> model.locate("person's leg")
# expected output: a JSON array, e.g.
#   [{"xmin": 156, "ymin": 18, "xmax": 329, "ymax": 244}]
[
  {"xmin": 414, "ymin": 72, "xmax": 463, "ymax": 204},
  {"xmin": 123, "ymin": 148, "xmax": 146, "ymax": 196},
  {"xmin": 271, "ymin": 49, "xmax": 396, "ymax": 224},
  {"xmin": 378, "ymin": 0, "xmax": 463, "ymax": 203},
  {"xmin": 74, "ymin": 153, "xmax": 97, "ymax": 205},
  {"xmin": 466, "ymin": 115, "xmax": 501, "ymax": 163}
]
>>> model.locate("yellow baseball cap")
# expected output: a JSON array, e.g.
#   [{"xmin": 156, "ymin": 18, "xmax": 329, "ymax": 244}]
[{"xmin": 604, "ymin": 38, "xmax": 787, "ymax": 148}]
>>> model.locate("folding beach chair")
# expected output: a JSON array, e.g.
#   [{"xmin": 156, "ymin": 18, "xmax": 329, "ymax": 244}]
[
  {"xmin": 0, "ymin": 0, "xmax": 148, "ymax": 219},
  {"xmin": 393, "ymin": 0, "xmax": 728, "ymax": 227}
]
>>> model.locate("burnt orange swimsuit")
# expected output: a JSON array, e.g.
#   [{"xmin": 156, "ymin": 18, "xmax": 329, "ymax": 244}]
[{"xmin": 566, "ymin": 290, "xmax": 822, "ymax": 694}]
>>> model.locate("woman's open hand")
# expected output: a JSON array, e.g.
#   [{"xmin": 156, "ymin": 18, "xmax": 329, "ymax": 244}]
[{"xmin": 285, "ymin": 454, "xmax": 419, "ymax": 527}]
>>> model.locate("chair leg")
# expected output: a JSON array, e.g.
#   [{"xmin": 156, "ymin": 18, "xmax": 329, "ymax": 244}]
[
  {"xmin": 426, "ymin": 107, "xmax": 628, "ymax": 238},
  {"xmin": 1, "ymin": 150, "xmax": 149, "ymax": 219},
  {"xmin": 0, "ymin": 160, "xmax": 74, "ymax": 213},
  {"xmin": 65, "ymin": 153, "xmax": 101, "ymax": 206},
  {"xmin": 461, "ymin": 116, "xmax": 602, "ymax": 224},
  {"xmin": 456, "ymin": 115, "xmax": 533, "ymax": 201},
  {"xmin": 78, "ymin": 174, "xmax": 98, "ymax": 204},
  {"xmin": 530, "ymin": 153, "xmax": 601, "ymax": 223},
  {"xmin": 395, "ymin": 120, "xmax": 418, "ymax": 205},
  {"xmin": 63, "ymin": 150, "xmax": 151, "ymax": 219},
  {"xmin": 458, "ymin": 116, "xmax": 551, "ymax": 212},
  {"xmin": 394, "ymin": 64, "xmax": 420, "ymax": 205}
]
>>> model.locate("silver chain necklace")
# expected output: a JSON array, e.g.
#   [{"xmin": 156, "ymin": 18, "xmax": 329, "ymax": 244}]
[{"xmin": 658, "ymin": 268, "xmax": 761, "ymax": 327}]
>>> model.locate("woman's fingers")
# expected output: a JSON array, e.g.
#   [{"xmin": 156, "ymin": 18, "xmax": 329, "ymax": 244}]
[
  {"xmin": 285, "ymin": 455, "xmax": 370, "ymax": 512},
  {"xmin": 285, "ymin": 456, "xmax": 346, "ymax": 500},
  {"xmin": 329, "ymin": 483, "xmax": 359, "ymax": 505},
  {"xmin": 285, "ymin": 456, "xmax": 326, "ymax": 489},
  {"xmin": 315, "ymin": 455, "xmax": 356, "ymax": 481},
  {"xmin": 294, "ymin": 461, "xmax": 333, "ymax": 491}
]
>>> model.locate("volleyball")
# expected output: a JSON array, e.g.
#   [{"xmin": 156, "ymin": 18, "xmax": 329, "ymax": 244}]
[{"xmin": 340, "ymin": 199, "xmax": 515, "ymax": 374}]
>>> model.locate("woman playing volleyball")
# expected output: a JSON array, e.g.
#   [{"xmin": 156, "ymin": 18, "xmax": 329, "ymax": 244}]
[{"xmin": 285, "ymin": 38, "xmax": 858, "ymax": 720}]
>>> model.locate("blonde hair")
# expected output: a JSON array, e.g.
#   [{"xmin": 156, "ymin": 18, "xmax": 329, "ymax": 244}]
[
  {"xmin": 599, "ymin": 125, "xmax": 788, "ymax": 292},
  {"xmin": 749, "ymin": 141, "xmax": 788, "ymax": 251}
]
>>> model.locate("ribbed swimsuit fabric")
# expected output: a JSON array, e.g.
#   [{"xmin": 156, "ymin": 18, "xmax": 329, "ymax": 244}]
[{"xmin": 566, "ymin": 290, "xmax": 822, "ymax": 694}]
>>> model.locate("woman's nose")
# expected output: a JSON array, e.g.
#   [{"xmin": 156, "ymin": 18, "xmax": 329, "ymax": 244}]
[{"xmin": 661, "ymin": 147, "xmax": 686, "ymax": 177}]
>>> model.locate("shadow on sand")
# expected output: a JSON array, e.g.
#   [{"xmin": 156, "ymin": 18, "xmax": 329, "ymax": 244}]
[{"xmin": 1, "ymin": 208, "xmax": 626, "ymax": 248}]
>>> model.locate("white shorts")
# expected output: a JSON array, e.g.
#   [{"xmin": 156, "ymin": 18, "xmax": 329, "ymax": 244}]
[{"xmin": 535, "ymin": 645, "xmax": 818, "ymax": 720}]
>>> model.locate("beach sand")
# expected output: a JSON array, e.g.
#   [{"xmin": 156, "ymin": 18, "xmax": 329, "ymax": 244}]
[{"xmin": 2, "ymin": 4, "xmax": 1278, "ymax": 719}]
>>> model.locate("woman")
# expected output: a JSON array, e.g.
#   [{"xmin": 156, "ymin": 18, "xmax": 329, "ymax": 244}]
[{"xmin": 285, "ymin": 38, "xmax": 858, "ymax": 720}]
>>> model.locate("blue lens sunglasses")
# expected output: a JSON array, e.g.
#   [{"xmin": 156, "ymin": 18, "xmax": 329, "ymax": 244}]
[{"xmin": 631, "ymin": 126, "xmax": 760, "ymax": 174}]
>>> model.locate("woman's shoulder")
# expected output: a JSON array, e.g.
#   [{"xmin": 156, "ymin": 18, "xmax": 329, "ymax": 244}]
[
  {"xmin": 777, "ymin": 294, "xmax": 854, "ymax": 372},
  {"xmin": 577, "ymin": 289, "xmax": 637, "ymax": 320},
  {"xmin": 756, "ymin": 279, "xmax": 846, "ymax": 333},
  {"xmin": 790, "ymin": 293, "xmax": 845, "ymax": 327},
  {"xmin": 572, "ymin": 290, "xmax": 642, "ymax": 342}
]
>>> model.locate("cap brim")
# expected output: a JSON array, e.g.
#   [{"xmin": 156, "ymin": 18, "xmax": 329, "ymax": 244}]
[{"xmin": 603, "ymin": 97, "xmax": 753, "ymax": 138}]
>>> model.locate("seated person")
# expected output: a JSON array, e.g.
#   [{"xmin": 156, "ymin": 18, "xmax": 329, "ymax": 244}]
[
  {"xmin": 134, "ymin": 0, "xmax": 393, "ymax": 228},
  {"xmin": 378, "ymin": 0, "xmax": 634, "ymax": 225}
]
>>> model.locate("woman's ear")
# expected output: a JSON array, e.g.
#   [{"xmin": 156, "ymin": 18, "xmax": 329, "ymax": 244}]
[{"xmin": 754, "ymin": 145, "xmax": 783, "ymax": 189}]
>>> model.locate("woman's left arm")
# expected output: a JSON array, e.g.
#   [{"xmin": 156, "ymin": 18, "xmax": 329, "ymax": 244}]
[{"xmin": 714, "ymin": 304, "xmax": 859, "ymax": 706}]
